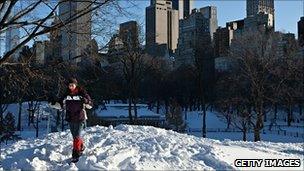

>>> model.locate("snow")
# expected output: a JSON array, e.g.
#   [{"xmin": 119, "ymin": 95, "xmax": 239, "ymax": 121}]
[
  {"xmin": 1, "ymin": 125, "xmax": 303, "ymax": 170},
  {"xmin": 95, "ymin": 103, "xmax": 164, "ymax": 118},
  {"xmin": 185, "ymin": 110, "xmax": 304, "ymax": 143},
  {"xmin": 185, "ymin": 111, "xmax": 227, "ymax": 129}
]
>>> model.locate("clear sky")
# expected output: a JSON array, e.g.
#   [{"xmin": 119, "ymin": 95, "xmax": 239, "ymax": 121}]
[{"xmin": 122, "ymin": 0, "xmax": 303, "ymax": 38}]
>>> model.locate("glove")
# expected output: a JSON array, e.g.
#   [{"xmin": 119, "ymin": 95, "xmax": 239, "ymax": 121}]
[{"xmin": 80, "ymin": 96, "xmax": 89, "ymax": 104}]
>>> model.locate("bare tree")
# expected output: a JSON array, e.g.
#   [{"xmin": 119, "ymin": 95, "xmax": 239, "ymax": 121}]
[
  {"xmin": 120, "ymin": 50, "xmax": 149, "ymax": 123},
  {"xmin": 0, "ymin": 0, "xmax": 122, "ymax": 65},
  {"xmin": 229, "ymin": 30, "xmax": 288, "ymax": 141}
]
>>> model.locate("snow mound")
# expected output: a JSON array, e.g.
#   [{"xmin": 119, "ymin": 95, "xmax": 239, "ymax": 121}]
[{"xmin": 1, "ymin": 125, "xmax": 303, "ymax": 170}]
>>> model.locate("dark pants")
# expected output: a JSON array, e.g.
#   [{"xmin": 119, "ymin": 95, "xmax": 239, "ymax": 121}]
[
  {"xmin": 69, "ymin": 122, "xmax": 85, "ymax": 158},
  {"xmin": 69, "ymin": 122, "xmax": 85, "ymax": 139}
]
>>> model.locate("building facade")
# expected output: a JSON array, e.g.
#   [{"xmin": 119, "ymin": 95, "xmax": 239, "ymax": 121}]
[
  {"xmin": 4, "ymin": 6, "xmax": 20, "ymax": 61},
  {"xmin": 176, "ymin": 8, "xmax": 215, "ymax": 71},
  {"xmin": 298, "ymin": 17, "xmax": 304, "ymax": 47},
  {"xmin": 0, "ymin": 10, "xmax": 5, "ymax": 57},
  {"xmin": 146, "ymin": 0, "xmax": 179, "ymax": 57},
  {"xmin": 119, "ymin": 21, "xmax": 139, "ymax": 51},
  {"xmin": 244, "ymin": 13, "xmax": 274, "ymax": 32},
  {"xmin": 34, "ymin": 41, "xmax": 52, "ymax": 65},
  {"xmin": 276, "ymin": 32, "xmax": 297, "ymax": 58},
  {"xmin": 214, "ymin": 20, "xmax": 244, "ymax": 71},
  {"xmin": 199, "ymin": 6, "xmax": 218, "ymax": 41},
  {"xmin": 171, "ymin": 0, "xmax": 193, "ymax": 19},
  {"xmin": 246, "ymin": 0, "xmax": 274, "ymax": 28},
  {"xmin": 59, "ymin": 0, "xmax": 92, "ymax": 63}
]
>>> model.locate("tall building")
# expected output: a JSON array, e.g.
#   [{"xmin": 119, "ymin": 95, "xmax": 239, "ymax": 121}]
[
  {"xmin": 176, "ymin": 8, "xmax": 215, "ymax": 92},
  {"xmin": 214, "ymin": 20, "xmax": 244, "ymax": 72},
  {"xmin": 146, "ymin": 0, "xmax": 179, "ymax": 57},
  {"xmin": 298, "ymin": 17, "xmax": 304, "ymax": 47},
  {"xmin": 276, "ymin": 32, "xmax": 297, "ymax": 58},
  {"xmin": 214, "ymin": 20, "xmax": 244, "ymax": 58},
  {"xmin": 119, "ymin": 21, "xmax": 139, "ymax": 51},
  {"xmin": 0, "ymin": 10, "xmax": 5, "ymax": 57},
  {"xmin": 171, "ymin": 0, "xmax": 193, "ymax": 19},
  {"xmin": 246, "ymin": 0, "xmax": 274, "ymax": 28},
  {"xmin": 34, "ymin": 40, "xmax": 52, "ymax": 65},
  {"xmin": 48, "ymin": 17, "xmax": 61, "ymax": 63},
  {"xmin": 176, "ymin": 8, "xmax": 215, "ymax": 69},
  {"xmin": 5, "ymin": 7, "xmax": 20, "ymax": 60},
  {"xmin": 59, "ymin": 0, "xmax": 92, "ymax": 63},
  {"xmin": 199, "ymin": 6, "xmax": 218, "ymax": 41},
  {"xmin": 244, "ymin": 13, "xmax": 274, "ymax": 32}
]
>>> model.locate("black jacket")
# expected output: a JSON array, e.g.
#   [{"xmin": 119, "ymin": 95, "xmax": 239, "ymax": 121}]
[{"xmin": 60, "ymin": 87, "xmax": 92, "ymax": 122}]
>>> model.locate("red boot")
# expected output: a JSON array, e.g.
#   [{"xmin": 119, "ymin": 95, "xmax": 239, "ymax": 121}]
[{"xmin": 72, "ymin": 137, "xmax": 84, "ymax": 159}]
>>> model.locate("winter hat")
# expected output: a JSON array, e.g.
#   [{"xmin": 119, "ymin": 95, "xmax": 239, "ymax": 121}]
[{"xmin": 68, "ymin": 77, "xmax": 78, "ymax": 85}]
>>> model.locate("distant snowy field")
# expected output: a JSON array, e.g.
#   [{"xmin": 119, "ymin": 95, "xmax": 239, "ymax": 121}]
[
  {"xmin": 1, "ymin": 125, "xmax": 303, "ymax": 170},
  {"xmin": 185, "ymin": 111, "xmax": 304, "ymax": 143}
]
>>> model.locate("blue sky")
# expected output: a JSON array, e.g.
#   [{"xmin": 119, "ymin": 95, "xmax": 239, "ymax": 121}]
[
  {"xmin": 1, "ymin": 0, "xmax": 303, "ymax": 55},
  {"xmin": 122, "ymin": 0, "xmax": 303, "ymax": 37}
]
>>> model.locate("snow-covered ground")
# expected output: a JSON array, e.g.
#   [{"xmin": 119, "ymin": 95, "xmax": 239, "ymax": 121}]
[
  {"xmin": 3, "ymin": 102, "xmax": 303, "ymax": 143},
  {"xmin": 185, "ymin": 111, "xmax": 304, "ymax": 143},
  {"xmin": 1, "ymin": 125, "xmax": 303, "ymax": 170},
  {"xmin": 95, "ymin": 103, "xmax": 164, "ymax": 118}
]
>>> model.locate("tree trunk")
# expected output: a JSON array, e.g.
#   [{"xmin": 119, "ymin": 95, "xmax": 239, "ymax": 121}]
[
  {"xmin": 287, "ymin": 103, "xmax": 292, "ymax": 127},
  {"xmin": 0, "ymin": 105, "xmax": 3, "ymax": 138},
  {"xmin": 165, "ymin": 99, "xmax": 169, "ymax": 115},
  {"xmin": 274, "ymin": 103, "xmax": 277, "ymax": 120},
  {"xmin": 254, "ymin": 113, "xmax": 263, "ymax": 141},
  {"xmin": 299, "ymin": 103, "xmax": 302, "ymax": 116},
  {"xmin": 36, "ymin": 109, "xmax": 39, "ymax": 138},
  {"xmin": 254, "ymin": 103, "xmax": 263, "ymax": 141},
  {"xmin": 202, "ymin": 99, "xmax": 206, "ymax": 138},
  {"xmin": 61, "ymin": 110, "xmax": 64, "ymax": 131},
  {"xmin": 242, "ymin": 128, "xmax": 247, "ymax": 141},
  {"xmin": 128, "ymin": 97, "xmax": 133, "ymax": 123},
  {"xmin": 263, "ymin": 108, "xmax": 267, "ymax": 122},
  {"xmin": 56, "ymin": 110, "xmax": 60, "ymax": 132},
  {"xmin": 156, "ymin": 100, "xmax": 160, "ymax": 114},
  {"xmin": 0, "ymin": 106, "xmax": 2, "ymax": 121},
  {"xmin": 226, "ymin": 116, "xmax": 231, "ymax": 130},
  {"xmin": 197, "ymin": 99, "xmax": 201, "ymax": 111},
  {"xmin": 17, "ymin": 101, "xmax": 22, "ymax": 131},
  {"xmin": 133, "ymin": 98, "xmax": 137, "ymax": 122}
]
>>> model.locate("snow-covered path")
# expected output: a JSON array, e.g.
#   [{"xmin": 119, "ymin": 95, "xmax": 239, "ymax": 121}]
[{"xmin": 1, "ymin": 125, "xmax": 303, "ymax": 170}]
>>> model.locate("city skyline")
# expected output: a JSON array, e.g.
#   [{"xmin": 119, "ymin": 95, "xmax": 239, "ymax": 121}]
[
  {"xmin": 124, "ymin": 0, "xmax": 302, "ymax": 38},
  {"xmin": 0, "ymin": 0, "xmax": 302, "ymax": 57}
]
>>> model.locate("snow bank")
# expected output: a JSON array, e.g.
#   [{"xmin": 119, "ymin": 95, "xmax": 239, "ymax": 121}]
[{"xmin": 1, "ymin": 125, "xmax": 303, "ymax": 170}]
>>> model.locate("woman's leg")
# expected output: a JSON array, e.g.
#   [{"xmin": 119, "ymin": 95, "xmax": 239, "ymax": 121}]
[{"xmin": 71, "ymin": 122, "xmax": 85, "ymax": 158}]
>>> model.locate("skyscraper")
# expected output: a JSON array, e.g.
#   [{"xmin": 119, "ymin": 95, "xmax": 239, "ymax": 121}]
[
  {"xmin": 146, "ymin": 0, "xmax": 179, "ymax": 57},
  {"xmin": 0, "ymin": 11, "xmax": 5, "ymax": 57},
  {"xmin": 119, "ymin": 21, "xmax": 139, "ymax": 51},
  {"xmin": 298, "ymin": 17, "xmax": 304, "ymax": 47},
  {"xmin": 59, "ymin": 0, "xmax": 92, "ymax": 63},
  {"xmin": 176, "ymin": 8, "xmax": 215, "ymax": 91},
  {"xmin": 200, "ymin": 6, "xmax": 218, "ymax": 41},
  {"xmin": 176, "ymin": 8, "xmax": 216, "ymax": 68},
  {"xmin": 214, "ymin": 20, "xmax": 244, "ymax": 58},
  {"xmin": 247, "ymin": 0, "xmax": 274, "ymax": 28},
  {"xmin": 171, "ymin": 0, "xmax": 193, "ymax": 19},
  {"xmin": 4, "ymin": 6, "xmax": 20, "ymax": 60}
]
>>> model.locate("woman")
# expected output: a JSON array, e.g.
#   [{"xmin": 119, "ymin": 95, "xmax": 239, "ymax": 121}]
[{"xmin": 60, "ymin": 77, "xmax": 92, "ymax": 163}]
